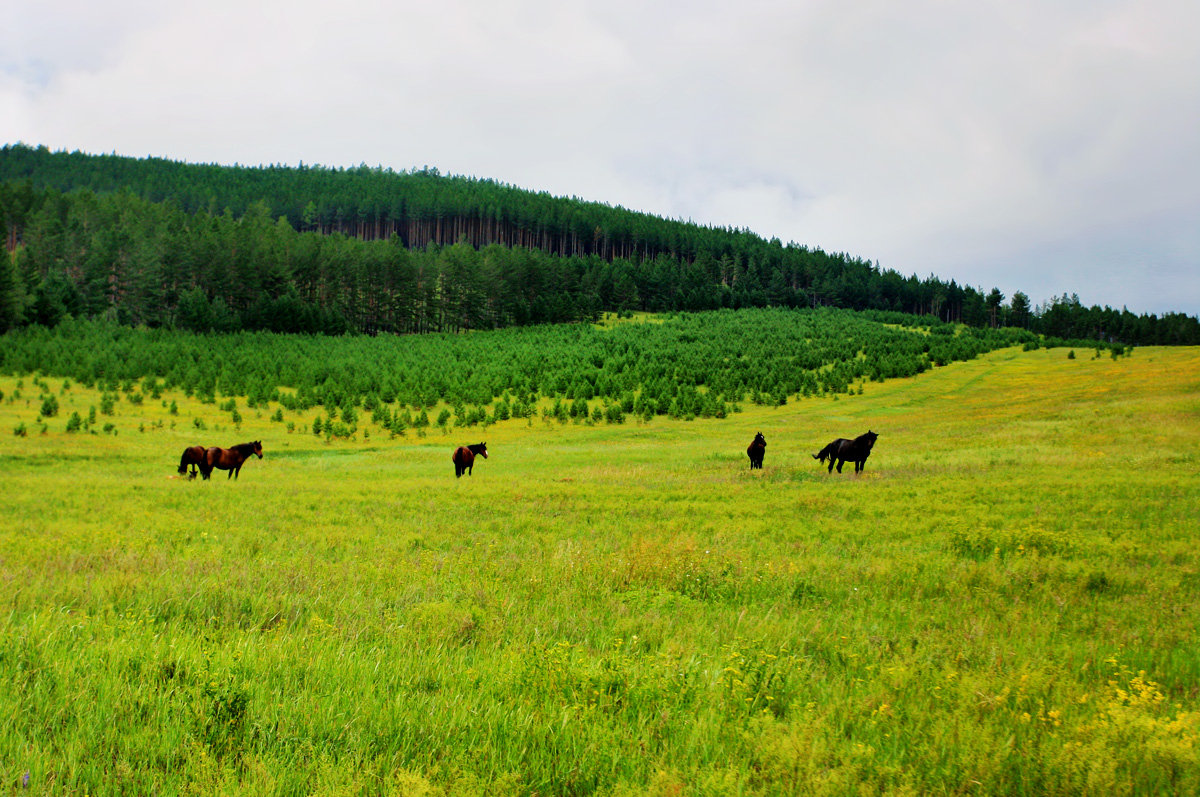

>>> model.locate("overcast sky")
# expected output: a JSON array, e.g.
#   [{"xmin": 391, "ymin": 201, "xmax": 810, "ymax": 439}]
[{"xmin": 4, "ymin": 0, "xmax": 1198, "ymax": 315}]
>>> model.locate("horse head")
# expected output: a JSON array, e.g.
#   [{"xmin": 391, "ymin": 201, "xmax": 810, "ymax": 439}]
[
  {"xmin": 252, "ymin": 440, "xmax": 263, "ymax": 459},
  {"xmin": 753, "ymin": 432, "xmax": 766, "ymax": 447},
  {"xmin": 474, "ymin": 442, "xmax": 488, "ymax": 458}
]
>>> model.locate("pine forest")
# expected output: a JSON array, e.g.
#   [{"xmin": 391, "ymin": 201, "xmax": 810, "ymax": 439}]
[{"xmin": 2, "ymin": 144, "xmax": 1197, "ymax": 344}]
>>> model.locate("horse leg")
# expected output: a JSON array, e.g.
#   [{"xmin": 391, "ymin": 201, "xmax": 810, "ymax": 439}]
[{"xmin": 836, "ymin": 459, "xmax": 844, "ymax": 473}]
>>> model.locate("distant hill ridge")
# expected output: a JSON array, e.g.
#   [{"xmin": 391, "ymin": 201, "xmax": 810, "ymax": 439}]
[
  {"xmin": 1, "ymin": 143, "xmax": 1197, "ymax": 344},
  {"xmin": 0, "ymin": 143, "xmax": 798, "ymax": 260}
]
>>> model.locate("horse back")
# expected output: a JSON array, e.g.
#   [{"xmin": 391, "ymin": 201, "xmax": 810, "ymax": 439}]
[
  {"xmin": 822, "ymin": 438, "xmax": 850, "ymax": 458},
  {"xmin": 205, "ymin": 446, "xmax": 237, "ymax": 468}
]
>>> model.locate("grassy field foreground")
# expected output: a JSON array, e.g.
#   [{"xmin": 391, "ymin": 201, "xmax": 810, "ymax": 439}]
[{"xmin": 1, "ymin": 346, "xmax": 1198, "ymax": 795}]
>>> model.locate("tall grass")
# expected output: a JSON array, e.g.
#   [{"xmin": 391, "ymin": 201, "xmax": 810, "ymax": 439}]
[{"xmin": 0, "ymin": 347, "xmax": 1197, "ymax": 794}]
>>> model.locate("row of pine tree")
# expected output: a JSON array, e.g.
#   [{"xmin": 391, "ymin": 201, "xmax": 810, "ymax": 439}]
[{"xmin": 1, "ymin": 144, "xmax": 1197, "ymax": 344}]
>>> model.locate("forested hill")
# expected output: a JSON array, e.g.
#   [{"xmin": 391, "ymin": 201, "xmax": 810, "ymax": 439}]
[
  {"xmin": 2, "ymin": 143, "xmax": 1198, "ymax": 344},
  {"xmin": 1, "ymin": 143, "xmax": 741, "ymax": 257}
]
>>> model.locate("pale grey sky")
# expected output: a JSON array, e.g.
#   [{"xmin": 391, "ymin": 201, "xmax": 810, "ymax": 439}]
[{"xmin": 4, "ymin": 0, "xmax": 1198, "ymax": 315}]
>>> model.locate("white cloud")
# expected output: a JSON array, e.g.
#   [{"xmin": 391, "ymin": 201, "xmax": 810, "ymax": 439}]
[{"xmin": 3, "ymin": 0, "xmax": 1198, "ymax": 314}]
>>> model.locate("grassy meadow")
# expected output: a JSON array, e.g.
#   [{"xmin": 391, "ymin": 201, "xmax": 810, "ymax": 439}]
[{"xmin": 1, "ymin": 345, "xmax": 1198, "ymax": 795}]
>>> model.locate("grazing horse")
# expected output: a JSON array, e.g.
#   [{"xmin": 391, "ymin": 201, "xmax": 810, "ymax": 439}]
[
  {"xmin": 203, "ymin": 441, "xmax": 263, "ymax": 480},
  {"xmin": 813, "ymin": 431, "xmax": 878, "ymax": 474},
  {"xmin": 177, "ymin": 445, "xmax": 208, "ymax": 479},
  {"xmin": 452, "ymin": 442, "xmax": 488, "ymax": 478},
  {"xmin": 746, "ymin": 432, "xmax": 766, "ymax": 470}
]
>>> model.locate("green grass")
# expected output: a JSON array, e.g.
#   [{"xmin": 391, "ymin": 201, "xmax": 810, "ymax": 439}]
[{"xmin": 1, "ymin": 346, "xmax": 1198, "ymax": 795}]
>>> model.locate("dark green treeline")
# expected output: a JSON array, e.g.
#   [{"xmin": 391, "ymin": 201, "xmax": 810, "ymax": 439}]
[
  {"xmin": 2, "ymin": 144, "xmax": 1197, "ymax": 343},
  {"xmin": 0, "ymin": 309, "xmax": 1056, "ymax": 430}
]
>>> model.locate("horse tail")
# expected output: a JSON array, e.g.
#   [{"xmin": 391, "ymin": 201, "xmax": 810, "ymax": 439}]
[{"xmin": 178, "ymin": 450, "xmax": 189, "ymax": 474}]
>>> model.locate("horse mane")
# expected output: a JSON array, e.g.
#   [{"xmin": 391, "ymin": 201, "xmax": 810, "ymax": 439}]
[
  {"xmin": 468, "ymin": 442, "xmax": 487, "ymax": 454},
  {"xmin": 231, "ymin": 442, "xmax": 259, "ymax": 454},
  {"xmin": 854, "ymin": 431, "xmax": 878, "ymax": 449}
]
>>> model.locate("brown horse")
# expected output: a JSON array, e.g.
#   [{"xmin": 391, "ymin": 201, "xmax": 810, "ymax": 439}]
[
  {"xmin": 746, "ymin": 432, "xmax": 766, "ymax": 470},
  {"xmin": 177, "ymin": 445, "xmax": 208, "ymax": 479},
  {"xmin": 203, "ymin": 441, "xmax": 263, "ymax": 480},
  {"xmin": 813, "ymin": 431, "xmax": 878, "ymax": 474},
  {"xmin": 452, "ymin": 442, "xmax": 488, "ymax": 478}
]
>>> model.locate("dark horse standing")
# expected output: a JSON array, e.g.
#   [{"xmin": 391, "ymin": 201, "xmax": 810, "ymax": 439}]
[
  {"xmin": 813, "ymin": 431, "xmax": 878, "ymax": 474},
  {"xmin": 746, "ymin": 432, "xmax": 766, "ymax": 470},
  {"xmin": 177, "ymin": 445, "xmax": 207, "ymax": 479},
  {"xmin": 452, "ymin": 442, "xmax": 488, "ymax": 478},
  {"xmin": 203, "ymin": 441, "xmax": 263, "ymax": 480}
]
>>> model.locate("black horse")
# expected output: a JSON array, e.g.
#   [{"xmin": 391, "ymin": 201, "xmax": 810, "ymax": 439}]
[
  {"xmin": 453, "ymin": 442, "xmax": 488, "ymax": 478},
  {"xmin": 746, "ymin": 432, "xmax": 766, "ymax": 470},
  {"xmin": 177, "ymin": 445, "xmax": 207, "ymax": 479},
  {"xmin": 813, "ymin": 431, "xmax": 878, "ymax": 474},
  {"xmin": 203, "ymin": 441, "xmax": 263, "ymax": 480}
]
